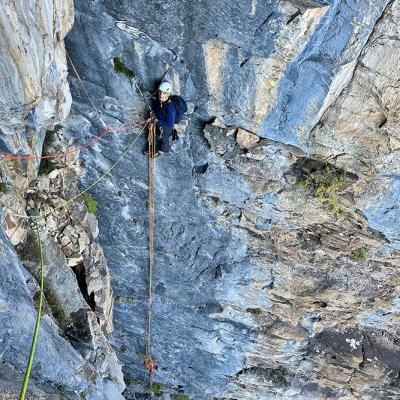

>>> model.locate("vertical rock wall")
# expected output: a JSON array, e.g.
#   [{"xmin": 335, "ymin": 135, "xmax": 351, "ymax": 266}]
[
  {"xmin": 63, "ymin": 0, "xmax": 400, "ymax": 399},
  {"xmin": 0, "ymin": 1, "xmax": 125, "ymax": 398},
  {"xmin": 0, "ymin": 0, "xmax": 399, "ymax": 399}
]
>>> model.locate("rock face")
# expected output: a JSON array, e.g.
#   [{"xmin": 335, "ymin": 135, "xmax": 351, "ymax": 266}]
[
  {"xmin": 0, "ymin": 217, "xmax": 117, "ymax": 399},
  {"xmin": 0, "ymin": 0, "xmax": 400, "ymax": 399},
  {"xmin": 62, "ymin": 0, "xmax": 400, "ymax": 399},
  {"xmin": 0, "ymin": 0, "xmax": 73, "ymax": 139},
  {"xmin": 0, "ymin": 0, "xmax": 75, "ymax": 245},
  {"xmin": 0, "ymin": 1, "xmax": 125, "ymax": 398}
]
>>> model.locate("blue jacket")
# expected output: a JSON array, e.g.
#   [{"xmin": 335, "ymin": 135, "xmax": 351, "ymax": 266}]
[{"xmin": 152, "ymin": 99, "xmax": 176, "ymax": 130}]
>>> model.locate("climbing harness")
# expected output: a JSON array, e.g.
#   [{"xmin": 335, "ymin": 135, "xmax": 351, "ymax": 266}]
[{"xmin": 143, "ymin": 122, "xmax": 157, "ymax": 384}]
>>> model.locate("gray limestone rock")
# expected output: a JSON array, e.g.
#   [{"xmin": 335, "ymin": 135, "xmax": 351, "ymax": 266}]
[
  {"xmin": 61, "ymin": 0, "xmax": 400, "ymax": 398},
  {"xmin": 0, "ymin": 0, "xmax": 400, "ymax": 399}
]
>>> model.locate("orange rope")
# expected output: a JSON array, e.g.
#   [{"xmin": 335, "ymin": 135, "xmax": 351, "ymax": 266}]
[{"xmin": 144, "ymin": 122, "xmax": 157, "ymax": 384}]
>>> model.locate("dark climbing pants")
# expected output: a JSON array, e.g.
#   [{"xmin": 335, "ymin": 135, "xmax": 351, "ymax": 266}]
[
  {"xmin": 155, "ymin": 126, "xmax": 171, "ymax": 153},
  {"xmin": 144, "ymin": 125, "xmax": 171, "ymax": 154}
]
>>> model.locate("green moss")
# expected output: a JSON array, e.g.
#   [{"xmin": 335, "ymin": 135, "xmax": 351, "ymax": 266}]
[
  {"xmin": 246, "ymin": 307, "xmax": 264, "ymax": 316},
  {"xmin": 150, "ymin": 383, "xmax": 164, "ymax": 396},
  {"xmin": 84, "ymin": 192, "xmax": 98, "ymax": 214},
  {"xmin": 175, "ymin": 395, "xmax": 191, "ymax": 400},
  {"xmin": 351, "ymin": 247, "xmax": 369, "ymax": 263},
  {"xmin": 298, "ymin": 166, "xmax": 347, "ymax": 216},
  {"xmin": 113, "ymin": 57, "xmax": 135, "ymax": 79},
  {"xmin": 51, "ymin": 305, "xmax": 69, "ymax": 326},
  {"xmin": 56, "ymin": 385, "xmax": 68, "ymax": 395},
  {"xmin": 124, "ymin": 377, "xmax": 138, "ymax": 386},
  {"xmin": 115, "ymin": 296, "xmax": 139, "ymax": 303},
  {"xmin": 0, "ymin": 181, "xmax": 6, "ymax": 194}
]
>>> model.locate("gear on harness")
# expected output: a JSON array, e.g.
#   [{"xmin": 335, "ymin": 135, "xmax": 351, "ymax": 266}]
[
  {"xmin": 144, "ymin": 357, "xmax": 158, "ymax": 374},
  {"xmin": 171, "ymin": 128, "xmax": 179, "ymax": 141}
]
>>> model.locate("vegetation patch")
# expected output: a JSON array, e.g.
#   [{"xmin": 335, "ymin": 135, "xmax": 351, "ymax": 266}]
[
  {"xmin": 115, "ymin": 296, "xmax": 139, "ymax": 303},
  {"xmin": 174, "ymin": 395, "xmax": 191, "ymax": 400},
  {"xmin": 124, "ymin": 377, "xmax": 139, "ymax": 386},
  {"xmin": 246, "ymin": 307, "xmax": 264, "ymax": 316},
  {"xmin": 56, "ymin": 384, "xmax": 68, "ymax": 395},
  {"xmin": 297, "ymin": 165, "xmax": 347, "ymax": 216},
  {"xmin": 113, "ymin": 57, "xmax": 135, "ymax": 79},
  {"xmin": 150, "ymin": 383, "xmax": 165, "ymax": 396},
  {"xmin": 0, "ymin": 181, "xmax": 6, "ymax": 194},
  {"xmin": 351, "ymin": 247, "xmax": 369, "ymax": 263},
  {"xmin": 84, "ymin": 192, "xmax": 98, "ymax": 214},
  {"xmin": 78, "ymin": 389, "xmax": 88, "ymax": 400}
]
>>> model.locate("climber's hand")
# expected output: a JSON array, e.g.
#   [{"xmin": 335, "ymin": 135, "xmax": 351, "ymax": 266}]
[{"xmin": 147, "ymin": 117, "xmax": 158, "ymax": 124}]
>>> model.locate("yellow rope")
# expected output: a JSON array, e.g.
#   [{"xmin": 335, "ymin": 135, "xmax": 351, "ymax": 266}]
[
  {"xmin": 18, "ymin": 122, "xmax": 148, "ymax": 398},
  {"xmin": 19, "ymin": 224, "xmax": 44, "ymax": 400},
  {"xmin": 40, "ymin": 123, "xmax": 147, "ymax": 219}
]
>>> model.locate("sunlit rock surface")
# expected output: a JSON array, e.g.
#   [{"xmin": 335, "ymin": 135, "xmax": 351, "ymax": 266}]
[{"xmin": 0, "ymin": 0, "xmax": 399, "ymax": 399}]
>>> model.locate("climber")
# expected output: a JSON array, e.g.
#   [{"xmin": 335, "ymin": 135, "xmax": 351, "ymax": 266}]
[
  {"xmin": 143, "ymin": 81, "xmax": 188, "ymax": 157},
  {"xmin": 144, "ymin": 81, "xmax": 176, "ymax": 158}
]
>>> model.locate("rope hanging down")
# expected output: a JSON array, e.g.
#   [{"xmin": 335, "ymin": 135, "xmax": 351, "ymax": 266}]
[
  {"xmin": 18, "ymin": 122, "xmax": 148, "ymax": 399},
  {"xmin": 19, "ymin": 223, "xmax": 44, "ymax": 400},
  {"xmin": 66, "ymin": 50, "xmax": 108, "ymax": 129},
  {"xmin": 143, "ymin": 122, "xmax": 158, "ymax": 383}
]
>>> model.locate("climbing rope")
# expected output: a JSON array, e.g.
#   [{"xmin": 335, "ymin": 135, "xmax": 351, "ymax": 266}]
[
  {"xmin": 0, "ymin": 122, "xmax": 145, "ymax": 160},
  {"xmin": 19, "ymin": 223, "xmax": 44, "ymax": 400},
  {"xmin": 65, "ymin": 50, "xmax": 108, "ymax": 129},
  {"xmin": 4, "ymin": 122, "xmax": 148, "ymax": 221},
  {"xmin": 17, "ymin": 122, "xmax": 148, "ymax": 399},
  {"xmin": 143, "ymin": 122, "xmax": 157, "ymax": 383},
  {"xmin": 13, "ymin": 47, "xmax": 168, "ymax": 394}
]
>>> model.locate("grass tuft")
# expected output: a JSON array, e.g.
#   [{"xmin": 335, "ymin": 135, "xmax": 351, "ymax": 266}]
[
  {"xmin": 150, "ymin": 383, "xmax": 164, "ymax": 396},
  {"xmin": 84, "ymin": 192, "xmax": 98, "ymax": 214},
  {"xmin": 351, "ymin": 247, "xmax": 369, "ymax": 263},
  {"xmin": 113, "ymin": 57, "xmax": 135, "ymax": 79},
  {"xmin": 297, "ymin": 166, "xmax": 347, "ymax": 216},
  {"xmin": 114, "ymin": 296, "xmax": 139, "ymax": 303}
]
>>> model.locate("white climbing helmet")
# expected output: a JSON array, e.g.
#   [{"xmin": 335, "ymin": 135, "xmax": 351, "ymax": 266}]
[{"xmin": 159, "ymin": 81, "xmax": 173, "ymax": 94}]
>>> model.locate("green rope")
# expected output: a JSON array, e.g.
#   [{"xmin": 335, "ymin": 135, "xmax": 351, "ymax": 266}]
[
  {"xmin": 18, "ymin": 122, "xmax": 148, "ymax": 398},
  {"xmin": 19, "ymin": 224, "xmax": 44, "ymax": 400},
  {"xmin": 40, "ymin": 123, "xmax": 147, "ymax": 218}
]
